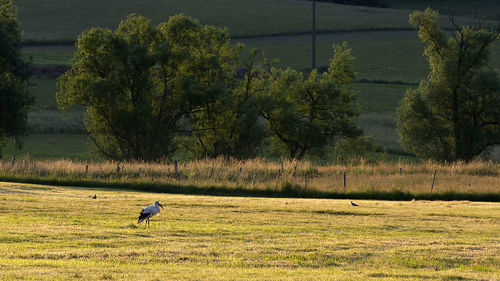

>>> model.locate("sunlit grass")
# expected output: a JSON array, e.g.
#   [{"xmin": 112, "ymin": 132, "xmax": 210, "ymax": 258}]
[{"xmin": 0, "ymin": 182, "xmax": 498, "ymax": 280}]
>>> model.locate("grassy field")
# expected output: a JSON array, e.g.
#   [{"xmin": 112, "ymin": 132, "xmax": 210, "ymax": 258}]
[
  {"xmin": 13, "ymin": 0, "xmax": 413, "ymax": 42},
  {"xmin": 241, "ymin": 30, "xmax": 500, "ymax": 83},
  {"xmin": 14, "ymin": 0, "xmax": 495, "ymax": 42},
  {"xmin": 1, "ymin": 134, "xmax": 91, "ymax": 161},
  {"xmin": 2, "ymin": 2, "xmax": 499, "ymax": 280},
  {"xmin": 386, "ymin": 0, "xmax": 500, "ymax": 20},
  {"xmin": 22, "ymin": 32, "xmax": 500, "ymax": 84},
  {"xmin": 22, "ymin": 46, "xmax": 75, "ymax": 65},
  {"xmin": 0, "ymin": 181, "xmax": 498, "ymax": 280}
]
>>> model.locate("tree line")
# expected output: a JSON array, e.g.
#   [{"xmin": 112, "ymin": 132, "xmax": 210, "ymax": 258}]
[
  {"xmin": 56, "ymin": 14, "xmax": 362, "ymax": 161},
  {"xmin": 1, "ymin": 0, "xmax": 499, "ymax": 162}
]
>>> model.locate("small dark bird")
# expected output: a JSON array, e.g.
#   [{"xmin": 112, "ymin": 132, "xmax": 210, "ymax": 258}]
[
  {"xmin": 92, "ymin": 194, "xmax": 97, "ymax": 199},
  {"xmin": 351, "ymin": 201, "xmax": 359, "ymax": 206}
]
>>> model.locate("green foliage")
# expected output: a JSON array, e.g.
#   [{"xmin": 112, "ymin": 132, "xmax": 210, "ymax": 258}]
[
  {"xmin": 397, "ymin": 8, "xmax": 500, "ymax": 162},
  {"xmin": 0, "ymin": 0, "xmax": 33, "ymax": 158},
  {"xmin": 187, "ymin": 50, "xmax": 266, "ymax": 159},
  {"xmin": 57, "ymin": 14, "xmax": 241, "ymax": 161},
  {"xmin": 255, "ymin": 43, "xmax": 361, "ymax": 160},
  {"xmin": 333, "ymin": 135, "xmax": 377, "ymax": 164}
]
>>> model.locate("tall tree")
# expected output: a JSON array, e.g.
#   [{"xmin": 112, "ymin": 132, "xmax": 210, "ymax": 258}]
[
  {"xmin": 58, "ymin": 14, "xmax": 241, "ymax": 161},
  {"xmin": 397, "ymin": 8, "xmax": 500, "ymax": 162},
  {"xmin": 188, "ymin": 50, "xmax": 266, "ymax": 159},
  {"xmin": 255, "ymin": 43, "xmax": 361, "ymax": 160},
  {"xmin": 0, "ymin": 0, "xmax": 32, "ymax": 158}
]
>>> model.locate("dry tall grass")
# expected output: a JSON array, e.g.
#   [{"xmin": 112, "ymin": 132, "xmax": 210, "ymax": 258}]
[{"xmin": 0, "ymin": 157, "xmax": 498, "ymax": 196}]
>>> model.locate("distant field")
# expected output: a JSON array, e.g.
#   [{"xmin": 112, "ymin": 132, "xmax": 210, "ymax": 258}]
[
  {"xmin": 23, "ymin": 31, "xmax": 500, "ymax": 84},
  {"xmin": 240, "ymin": 30, "xmax": 428, "ymax": 83},
  {"xmin": 21, "ymin": 46, "xmax": 75, "ymax": 65},
  {"xmin": 0, "ymin": 182, "xmax": 498, "ymax": 280},
  {"xmin": 14, "ymin": 0, "xmax": 478, "ymax": 42},
  {"xmin": 386, "ymin": 0, "xmax": 500, "ymax": 20},
  {"xmin": 29, "ymin": 78, "xmax": 59, "ymax": 109},
  {"xmin": 1, "ymin": 134, "xmax": 91, "ymax": 161}
]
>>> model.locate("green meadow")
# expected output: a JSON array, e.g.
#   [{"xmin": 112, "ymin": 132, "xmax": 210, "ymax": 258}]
[
  {"xmin": 0, "ymin": 181, "xmax": 498, "ymax": 280},
  {"xmin": 12, "ymin": 0, "xmax": 424, "ymax": 42},
  {"xmin": 14, "ymin": 0, "xmax": 500, "ymax": 42},
  {"xmin": 2, "ymin": 1, "xmax": 499, "ymax": 279}
]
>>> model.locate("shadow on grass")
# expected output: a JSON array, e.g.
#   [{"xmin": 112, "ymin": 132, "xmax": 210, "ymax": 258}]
[{"xmin": 0, "ymin": 176, "xmax": 498, "ymax": 202}]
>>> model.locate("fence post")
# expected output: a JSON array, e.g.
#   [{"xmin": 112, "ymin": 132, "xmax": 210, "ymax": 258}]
[
  {"xmin": 174, "ymin": 160, "xmax": 178, "ymax": 174},
  {"xmin": 10, "ymin": 155, "xmax": 15, "ymax": 168},
  {"xmin": 209, "ymin": 162, "xmax": 214, "ymax": 178},
  {"xmin": 400, "ymin": 167, "xmax": 402, "ymax": 175},
  {"xmin": 116, "ymin": 162, "xmax": 121, "ymax": 176},
  {"xmin": 431, "ymin": 170, "xmax": 437, "ymax": 192},
  {"xmin": 343, "ymin": 171, "xmax": 346, "ymax": 191},
  {"xmin": 85, "ymin": 164, "xmax": 89, "ymax": 175}
]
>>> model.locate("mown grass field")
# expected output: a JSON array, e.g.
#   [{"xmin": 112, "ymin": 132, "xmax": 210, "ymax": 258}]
[
  {"xmin": 3, "ymin": 2, "xmax": 499, "ymax": 280},
  {"xmin": 0, "ymin": 181, "xmax": 498, "ymax": 280}
]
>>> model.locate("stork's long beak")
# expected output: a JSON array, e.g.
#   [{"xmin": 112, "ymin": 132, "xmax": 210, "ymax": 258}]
[{"xmin": 158, "ymin": 203, "xmax": 164, "ymax": 209}]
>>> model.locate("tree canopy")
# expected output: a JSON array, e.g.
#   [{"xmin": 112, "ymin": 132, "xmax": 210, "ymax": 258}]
[
  {"xmin": 397, "ymin": 8, "xmax": 500, "ymax": 162},
  {"xmin": 58, "ymin": 14, "xmax": 241, "ymax": 161},
  {"xmin": 0, "ymin": 0, "xmax": 32, "ymax": 158},
  {"xmin": 59, "ymin": 13, "xmax": 362, "ymax": 161},
  {"xmin": 255, "ymin": 43, "xmax": 361, "ymax": 160},
  {"xmin": 187, "ymin": 50, "xmax": 266, "ymax": 159}
]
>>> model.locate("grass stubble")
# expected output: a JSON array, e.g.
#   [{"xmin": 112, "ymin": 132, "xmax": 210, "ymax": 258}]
[{"xmin": 0, "ymin": 182, "xmax": 498, "ymax": 280}]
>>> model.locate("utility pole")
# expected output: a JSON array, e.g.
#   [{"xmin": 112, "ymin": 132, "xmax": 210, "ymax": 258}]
[{"xmin": 312, "ymin": 0, "xmax": 316, "ymax": 69}]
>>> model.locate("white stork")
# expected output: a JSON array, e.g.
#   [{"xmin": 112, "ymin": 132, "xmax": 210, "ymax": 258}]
[{"xmin": 138, "ymin": 200, "xmax": 164, "ymax": 227}]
